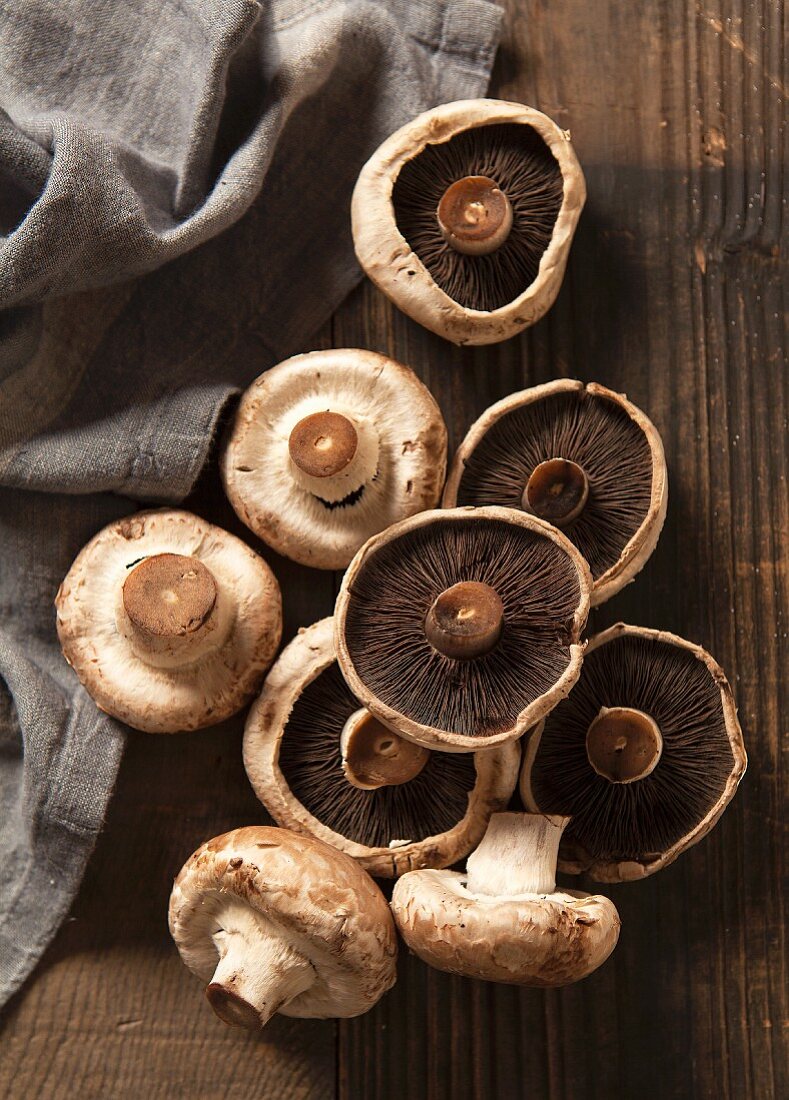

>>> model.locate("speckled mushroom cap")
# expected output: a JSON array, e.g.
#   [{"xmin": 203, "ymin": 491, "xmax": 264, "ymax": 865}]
[
  {"xmin": 334, "ymin": 507, "xmax": 592, "ymax": 752},
  {"xmin": 221, "ymin": 349, "xmax": 447, "ymax": 570},
  {"xmin": 351, "ymin": 99, "xmax": 585, "ymax": 345},
  {"xmin": 243, "ymin": 618, "xmax": 520, "ymax": 877},
  {"xmin": 169, "ymin": 826, "xmax": 397, "ymax": 1024},
  {"xmin": 444, "ymin": 379, "xmax": 668, "ymax": 606},
  {"xmin": 520, "ymin": 623, "xmax": 747, "ymax": 882},
  {"xmin": 56, "ymin": 509, "xmax": 282, "ymax": 733},
  {"xmin": 391, "ymin": 814, "xmax": 620, "ymax": 986}
]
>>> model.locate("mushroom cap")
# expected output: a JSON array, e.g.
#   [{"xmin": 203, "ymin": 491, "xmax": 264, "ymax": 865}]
[
  {"xmin": 55, "ymin": 509, "xmax": 282, "ymax": 733},
  {"xmin": 520, "ymin": 623, "xmax": 747, "ymax": 881},
  {"xmin": 351, "ymin": 99, "xmax": 586, "ymax": 346},
  {"xmin": 334, "ymin": 507, "xmax": 592, "ymax": 752},
  {"xmin": 391, "ymin": 869, "xmax": 619, "ymax": 986},
  {"xmin": 243, "ymin": 618, "xmax": 521, "ymax": 876},
  {"xmin": 444, "ymin": 379, "xmax": 668, "ymax": 606},
  {"xmin": 221, "ymin": 349, "xmax": 447, "ymax": 570},
  {"xmin": 169, "ymin": 826, "xmax": 398, "ymax": 1019}
]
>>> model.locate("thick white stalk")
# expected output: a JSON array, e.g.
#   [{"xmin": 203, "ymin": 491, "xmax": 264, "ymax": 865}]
[
  {"xmin": 465, "ymin": 812, "xmax": 570, "ymax": 897},
  {"xmin": 206, "ymin": 905, "xmax": 314, "ymax": 1029}
]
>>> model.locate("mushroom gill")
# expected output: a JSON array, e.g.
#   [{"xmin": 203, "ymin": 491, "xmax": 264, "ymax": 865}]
[
  {"xmin": 277, "ymin": 662, "xmax": 477, "ymax": 847},
  {"xmin": 453, "ymin": 388, "xmax": 654, "ymax": 580},
  {"xmin": 525, "ymin": 632, "xmax": 737, "ymax": 862},
  {"xmin": 392, "ymin": 123, "xmax": 564, "ymax": 312},
  {"xmin": 341, "ymin": 515, "xmax": 584, "ymax": 739}
]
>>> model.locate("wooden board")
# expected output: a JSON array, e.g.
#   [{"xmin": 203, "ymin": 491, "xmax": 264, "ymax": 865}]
[{"xmin": 0, "ymin": 1, "xmax": 784, "ymax": 1097}]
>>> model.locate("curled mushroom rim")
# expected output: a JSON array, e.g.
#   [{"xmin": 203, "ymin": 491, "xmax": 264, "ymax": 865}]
[{"xmin": 442, "ymin": 378, "xmax": 668, "ymax": 606}]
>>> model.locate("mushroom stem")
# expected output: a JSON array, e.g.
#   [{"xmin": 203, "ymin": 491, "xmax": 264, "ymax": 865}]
[
  {"xmin": 424, "ymin": 581, "xmax": 504, "ymax": 660},
  {"xmin": 465, "ymin": 812, "xmax": 570, "ymax": 896},
  {"xmin": 522, "ymin": 458, "xmax": 589, "ymax": 527},
  {"xmin": 340, "ymin": 708, "xmax": 429, "ymax": 790},
  {"xmin": 437, "ymin": 175, "xmax": 513, "ymax": 256},
  {"xmin": 118, "ymin": 553, "xmax": 231, "ymax": 669},
  {"xmin": 586, "ymin": 706, "xmax": 663, "ymax": 784},
  {"xmin": 206, "ymin": 906, "xmax": 315, "ymax": 1030},
  {"xmin": 288, "ymin": 410, "xmax": 380, "ymax": 504}
]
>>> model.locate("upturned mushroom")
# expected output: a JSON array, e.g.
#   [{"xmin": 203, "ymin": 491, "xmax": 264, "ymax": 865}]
[
  {"xmin": 56, "ymin": 509, "xmax": 282, "ymax": 732},
  {"xmin": 391, "ymin": 813, "xmax": 620, "ymax": 986},
  {"xmin": 221, "ymin": 349, "xmax": 447, "ymax": 570},
  {"xmin": 520, "ymin": 623, "xmax": 747, "ymax": 881},
  {"xmin": 243, "ymin": 618, "xmax": 520, "ymax": 876},
  {"xmin": 169, "ymin": 826, "xmax": 397, "ymax": 1029},
  {"xmin": 352, "ymin": 99, "xmax": 585, "ymax": 345},
  {"xmin": 334, "ymin": 507, "xmax": 592, "ymax": 752},
  {"xmin": 443, "ymin": 379, "xmax": 668, "ymax": 605}
]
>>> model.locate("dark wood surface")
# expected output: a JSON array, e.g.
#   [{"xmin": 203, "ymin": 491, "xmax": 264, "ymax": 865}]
[{"xmin": 1, "ymin": 0, "xmax": 785, "ymax": 1097}]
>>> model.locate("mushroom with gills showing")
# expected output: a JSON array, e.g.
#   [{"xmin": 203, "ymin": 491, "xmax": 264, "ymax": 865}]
[
  {"xmin": 334, "ymin": 507, "xmax": 592, "ymax": 752},
  {"xmin": 243, "ymin": 618, "xmax": 521, "ymax": 877},
  {"xmin": 520, "ymin": 623, "xmax": 747, "ymax": 882},
  {"xmin": 221, "ymin": 349, "xmax": 448, "ymax": 571},
  {"xmin": 169, "ymin": 826, "xmax": 397, "ymax": 1029},
  {"xmin": 391, "ymin": 813, "xmax": 620, "ymax": 986},
  {"xmin": 55, "ymin": 509, "xmax": 282, "ymax": 733},
  {"xmin": 351, "ymin": 99, "xmax": 585, "ymax": 345},
  {"xmin": 443, "ymin": 379, "xmax": 668, "ymax": 606}
]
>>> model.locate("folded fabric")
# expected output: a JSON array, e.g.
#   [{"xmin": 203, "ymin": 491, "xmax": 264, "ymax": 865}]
[{"xmin": 0, "ymin": 0, "xmax": 503, "ymax": 1006}]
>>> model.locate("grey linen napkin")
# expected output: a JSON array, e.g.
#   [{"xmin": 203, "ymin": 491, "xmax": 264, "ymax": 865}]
[{"xmin": 0, "ymin": 0, "xmax": 503, "ymax": 1005}]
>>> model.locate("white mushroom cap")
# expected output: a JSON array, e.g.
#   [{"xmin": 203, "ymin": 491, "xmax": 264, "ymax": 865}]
[
  {"xmin": 56, "ymin": 509, "xmax": 282, "ymax": 733},
  {"xmin": 243, "ymin": 618, "xmax": 520, "ymax": 877},
  {"xmin": 391, "ymin": 814, "xmax": 620, "ymax": 986},
  {"xmin": 443, "ymin": 379, "xmax": 668, "ymax": 606},
  {"xmin": 351, "ymin": 99, "xmax": 586, "ymax": 346},
  {"xmin": 169, "ymin": 826, "xmax": 397, "ymax": 1028},
  {"xmin": 221, "ymin": 349, "xmax": 448, "ymax": 570}
]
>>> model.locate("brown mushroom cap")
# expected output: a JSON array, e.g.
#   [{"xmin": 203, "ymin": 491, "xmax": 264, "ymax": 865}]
[
  {"xmin": 351, "ymin": 99, "xmax": 586, "ymax": 345},
  {"xmin": 221, "ymin": 349, "xmax": 448, "ymax": 570},
  {"xmin": 520, "ymin": 623, "xmax": 747, "ymax": 881},
  {"xmin": 444, "ymin": 379, "xmax": 668, "ymax": 606},
  {"xmin": 169, "ymin": 826, "xmax": 397, "ymax": 1027},
  {"xmin": 55, "ymin": 510, "xmax": 282, "ymax": 733},
  {"xmin": 391, "ymin": 814, "xmax": 620, "ymax": 986},
  {"xmin": 334, "ymin": 507, "xmax": 592, "ymax": 752},
  {"xmin": 243, "ymin": 618, "xmax": 520, "ymax": 876}
]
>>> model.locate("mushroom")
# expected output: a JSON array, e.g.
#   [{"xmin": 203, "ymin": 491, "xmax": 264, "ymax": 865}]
[
  {"xmin": 221, "ymin": 349, "xmax": 447, "ymax": 570},
  {"xmin": 351, "ymin": 99, "xmax": 585, "ymax": 345},
  {"xmin": 169, "ymin": 826, "xmax": 397, "ymax": 1029},
  {"xmin": 56, "ymin": 509, "xmax": 282, "ymax": 732},
  {"xmin": 243, "ymin": 618, "xmax": 521, "ymax": 876},
  {"xmin": 391, "ymin": 813, "xmax": 620, "ymax": 986},
  {"xmin": 443, "ymin": 379, "xmax": 668, "ymax": 605},
  {"xmin": 334, "ymin": 507, "xmax": 592, "ymax": 752},
  {"xmin": 520, "ymin": 623, "xmax": 747, "ymax": 881}
]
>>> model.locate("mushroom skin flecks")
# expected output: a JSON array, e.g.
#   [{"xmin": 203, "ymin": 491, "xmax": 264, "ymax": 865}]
[
  {"xmin": 169, "ymin": 826, "xmax": 397, "ymax": 1030},
  {"xmin": 391, "ymin": 814, "xmax": 620, "ymax": 987},
  {"xmin": 56, "ymin": 510, "xmax": 282, "ymax": 733},
  {"xmin": 243, "ymin": 618, "xmax": 520, "ymax": 877},
  {"xmin": 520, "ymin": 623, "xmax": 747, "ymax": 881},
  {"xmin": 335, "ymin": 507, "xmax": 592, "ymax": 751},
  {"xmin": 444, "ymin": 380, "xmax": 668, "ymax": 606},
  {"xmin": 221, "ymin": 349, "xmax": 448, "ymax": 570}
]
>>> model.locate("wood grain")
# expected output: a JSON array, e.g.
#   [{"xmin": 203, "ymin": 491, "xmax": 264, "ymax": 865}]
[{"xmin": 0, "ymin": 1, "xmax": 784, "ymax": 1098}]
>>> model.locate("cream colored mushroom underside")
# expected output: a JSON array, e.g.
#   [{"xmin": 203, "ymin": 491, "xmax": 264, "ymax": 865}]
[
  {"xmin": 224, "ymin": 351, "xmax": 446, "ymax": 566},
  {"xmin": 243, "ymin": 617, "xmax": 519, "ymax": 874},
  {"xmin": 57, "ymin": 512, "xmax": 279, "ymax": 729},
  {"xmin": 169, "ymin": 830, "xmax": 397, "ymax": 1018}
]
